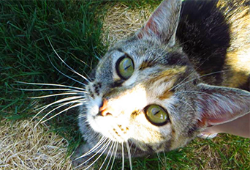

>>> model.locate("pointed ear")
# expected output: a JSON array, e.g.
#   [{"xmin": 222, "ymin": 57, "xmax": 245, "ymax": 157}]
[
  {"xmin": 196, "ymin": 83, "xmax": 250, "ymax": 128},
  {"xmin": 136, "ymin": 0, "xmax": 182, "ymax": 46}
]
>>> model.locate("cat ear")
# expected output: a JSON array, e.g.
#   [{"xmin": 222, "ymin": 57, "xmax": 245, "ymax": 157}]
[
  {"xmin": 136, "ymin": 0, "xmax": 182, "ymax": 46},
  {"xmin": 196, "ymin": 83, "xmax": 250, "ymax": 128}
]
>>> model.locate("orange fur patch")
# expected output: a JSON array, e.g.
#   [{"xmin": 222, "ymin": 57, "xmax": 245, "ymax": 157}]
[
  {"xmin": 139, "ymin": 61, "xmax": 155, "ymax": 70},
  {"xmin": 218, "ymin": 0, "xmax": 250, "ymax": 88},
  {"xmin": 148, "ymin": 66, "xmax": 186, "ymax": 85},
  {"xmin": 158, "ymin": 90, "xmax": 174, "ymax": 100},
  {"xmin": 223, "ymin": 47, "xmax": 250, "ymax": 87}
]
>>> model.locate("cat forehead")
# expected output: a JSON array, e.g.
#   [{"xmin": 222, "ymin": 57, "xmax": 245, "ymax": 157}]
[{"xmin": 103, "ymin": 38, "xmax": 189, "ymax": 66}]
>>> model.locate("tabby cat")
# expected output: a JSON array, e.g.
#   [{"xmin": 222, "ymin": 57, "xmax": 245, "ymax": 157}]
[{"xmin": 73, "ymin": 0, "xmax": 250, "ymax": 168}]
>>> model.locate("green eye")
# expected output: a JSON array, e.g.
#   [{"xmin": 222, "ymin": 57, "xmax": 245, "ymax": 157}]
[
  {"xmin": 145, "ymin": 105, "xmax": 169, "ymax": 126},
  {"xmin": 116, "ymin": 55, "xmax": 134, "ymax": 80}
]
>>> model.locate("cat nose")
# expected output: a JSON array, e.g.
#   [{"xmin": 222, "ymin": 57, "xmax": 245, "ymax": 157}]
[{"xmin": 99, "ymin": 98, "xmax": 112, "ymax": 116}]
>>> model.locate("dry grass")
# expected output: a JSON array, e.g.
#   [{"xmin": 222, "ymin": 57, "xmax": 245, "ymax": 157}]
[
  {"xmin": 0, "ymin": 119, "xmax": 72, "ymax": 170},
  {"xmin": 102, "ymin": 3, "xmax": 154, "ymax": 45}
]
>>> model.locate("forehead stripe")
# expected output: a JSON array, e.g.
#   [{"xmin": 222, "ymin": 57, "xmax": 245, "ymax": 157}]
[
  {"xmin": 139, "ymin": 61, "xmax": 155, "ymax": 70},
  {"xmin": 148, "ymin": 66, "xmax": 186, "ymax": 84},
  {"xmin": 158, "ymin": 90, "xmax": 174, "ymax": 100}
]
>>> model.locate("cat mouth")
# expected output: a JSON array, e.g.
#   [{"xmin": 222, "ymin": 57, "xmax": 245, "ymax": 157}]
[{"xmin": 87, "ymin": 112, "xmax": 130, "ymax": 143}]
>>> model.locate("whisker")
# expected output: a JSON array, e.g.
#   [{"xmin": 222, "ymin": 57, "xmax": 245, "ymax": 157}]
[
  {"xmin": 170, "ymin": 70, "xmax": 229, "ymax": 91},
  {"xmin": 48, "ymin": 39, "xmax": 90, "ymax": 83},
  {"xmin": 20, "ymin": 88, "xmax": 76, "ymax": 91},
  {"xmin": 29, "ymin": 92, "xmax": 79, "ymax": 99},
  {"xmin": 32, "ymin": 96, "xmax": 83, "ymax": 120},
  {"xmin": 126, "ymin": 141, "xmax": 133, "ymax": 170},
  {"xmin": 83, "ymin": 140, "xmax": 112, "ymax": 170},
  {"xmin": 178, "ymin": 98, "xmax": 196, "ymax": 112},
  {"xmin": 105, "ymin": 141, "xmax": 117, "ymax": 170},
  {"xmin": 175, "ymin": 90, "xmax": 223, "ymax": 100},
  {"xmin": 37, "ymin": 96, "xmax": 83, "ymax": 110},
  {"xmin": 99, "ymin": 141, "xmax": 115, "ymax": 170},
  {"xmin": 70, "ymin": 54, "xmax": 93, "ymax": 81},
  {"xmin": 40, "ymin": 102, "xmax": 83, "ymax": 124},
  {"xmin": 109, "ymin": 142, "xmax": 118, "ymax": 170},
  {"xmin": 48, "ymin": 56, "xmax": 87, "ymax": 87},
  {"xmin": 39, "ymin": 99, "xmax": 82, "ymax": 122},
  {"xmin": 16, "ymin": 81, "xmax": 86, "ymax": 91},
  {"xmin": 121, "ymin": 142, "xmax": 124, "ymax": 170},
  {"xmin": 75, "ymin": 136, "xmax": 106, "ymax": 160},
  {"xmin": 75, "ymin": 138, "xmax": 110, "ymax": 169},
  {"xmin": 169, "ymin": 49, "xmax": 226, "ymax": 91}
]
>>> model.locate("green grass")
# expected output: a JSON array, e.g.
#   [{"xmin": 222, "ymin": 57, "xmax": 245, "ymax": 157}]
[{"xmin": 1, "ymin": 0, "xmax": 249, "ymax": 169}]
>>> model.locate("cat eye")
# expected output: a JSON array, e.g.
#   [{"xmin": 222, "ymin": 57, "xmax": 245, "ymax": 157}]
[
  {"xmin": 145, "ymin": 105, "xmax": 169, "ymax": 126},
  {"xmin": 116, "ymin": 55, "xmax": 134, "ymax": 80}
]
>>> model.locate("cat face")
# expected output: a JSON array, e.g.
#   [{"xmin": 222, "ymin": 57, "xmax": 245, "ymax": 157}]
[
  {"xmin": 78, "ymin": 0, "xmax": 250, "ymax": 156},
  {"xmin": 82, "ymin": 37, "xmax": 199, "ymax": 153}
]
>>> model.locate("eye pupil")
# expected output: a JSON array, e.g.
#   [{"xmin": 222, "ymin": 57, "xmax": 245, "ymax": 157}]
[
  {"xmin": 116, "ymin": 55, "xmax": 134, "ymax": 80},
  {"xmin": 145, "ymin": 105, "xmax": 169, "ymax": 126},
  {"xmin": 124, "ymin": 65, "xmax": 131, "ymax": 70},
  {"xmin": 123, "ymin": 60, "xmax": 131, "ymax": 70},
  {"xmin": 151, "ymin": 108, "xmax": 160, "ymax": 115}
]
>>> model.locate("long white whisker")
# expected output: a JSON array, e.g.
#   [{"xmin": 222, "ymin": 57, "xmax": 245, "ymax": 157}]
[
  {"xmin": 70, "ymin": 55, "xmax": 92, "ymax": 80},
  {"xmin": 175, "ymin": 90, "xmax": 223, "ymax": 100},
  {"xmin": 75, "ymin": 136, "xmax": 106, "ymax": 160},
  {"xmin": 126, "ymin": 142, "xmax": 133, "ymax": 170},
  {"xmin": 121, "ymin": 142, "xmax": 124, "ymax": 170},
  {"xmin": 170, "ymin": 70, "xmax": 229, "ymax": 91},
  {"xmin": 75, "ymin": 138, "xmax": 110, "ymax": 169},
  {"xmin": 29, "ymin": 92, "xmax": 79, "ymax": 99},
  {"xmin": 74, "ymin": 136, "xmax": 107, "ymax": 165},
  {"xmin": 99, "ymin": 141, "xmax": 115, "ymax": 170},
  {"xmin": 35, "ymin": 99, "xmax": 82, "ymax": 127},
  {"xmin": 109, "ymin": 142, "xmax": 118, "ymax": 170},
  {"xmin": 37, "ymin": 96, "xmax": 83, "ymax": 110},
  {"xmin": 16, "ymin": 81, "xmax": 86, "ymax": 91},
  {"xmin": 178, "ymin": 98, "xmax": 195, "ymax": 112},
  {"xmin": 48, "ymin": 39, "xmax": 90, "ymax": 83},
  {"xmin": 76, "ymin": 137, "xmax": 108, "ymax": 166},
  {"xmin": 34, "ymin": 99, "xmax": 83, "ymax": 127},
  {"xmin": 40, "ymin": 102, "xmax": 82, "ymax": 124},
  {"xmin": 20, "ymin": 88, "xmax": 76, "ymax": 91},
  {"xmin": 32, "ymin": 96, "xmax": 83, "ymax": 121},
  {"xmin": 48, "ymin": 55, "xmax": 87, "ymax": 86},
  {"xmin": 83, "ymin": 140, "xmax": 112, "ymax": 170},
  {"xmin": 105, "ymin": 141, "xmax": 117, "ymax": 170}
]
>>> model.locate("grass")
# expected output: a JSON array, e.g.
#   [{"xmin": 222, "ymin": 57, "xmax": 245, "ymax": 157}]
[
  {"xmin": 1, "ymin": 0, "xmax": 107, "ymax": 150},
  {"xmin": 1, "ymin": 0, "xmax": 249, "ymax": 169}
]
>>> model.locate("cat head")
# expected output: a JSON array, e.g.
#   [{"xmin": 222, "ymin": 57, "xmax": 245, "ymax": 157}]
[{"xmin": 79, "ymin": 0, "xmax": 250, "ymax": 155}]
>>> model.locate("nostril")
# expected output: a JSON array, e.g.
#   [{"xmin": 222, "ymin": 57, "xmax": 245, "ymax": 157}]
[
  {"xmin": 105, "ymin": 112, "xmax": 112, "ymax": 116},
  {"xmin": 98, "ymin": 98, "xmax": 112, "ymax": 116}
]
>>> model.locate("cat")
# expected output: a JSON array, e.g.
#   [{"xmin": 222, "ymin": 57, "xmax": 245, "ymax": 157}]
[{"xmin": 72, "ymin": 0, "xmax": 250, "ymax": 169}]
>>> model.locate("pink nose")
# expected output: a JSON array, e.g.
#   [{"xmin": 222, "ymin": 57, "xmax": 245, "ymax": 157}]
[{"xmin": 99, "ymin": 99, "xmax": 112, "ymax": 116}]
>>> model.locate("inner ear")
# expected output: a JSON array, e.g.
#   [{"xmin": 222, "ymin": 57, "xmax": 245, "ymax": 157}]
[
  {"xmin": 136, "ymin": 0, "xmax": 182, "ymax": 46},
  {"xmin": 196, "ymin": 83, "xmax": 250, "ymax": 128}
]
